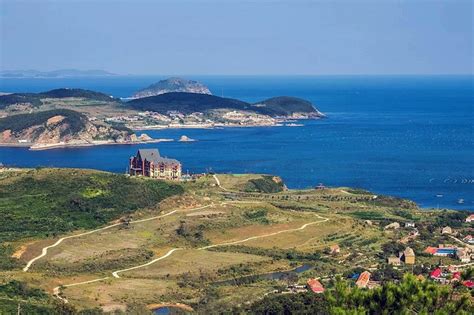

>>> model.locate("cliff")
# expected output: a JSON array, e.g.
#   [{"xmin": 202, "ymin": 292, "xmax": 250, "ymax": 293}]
[
  {"xmin": 132, "ymin": 77, "xmax": 212, "ymax": 98},
  {"xmin": 0, "ymin": 109, "xmax": 134, "ymax": 146}
]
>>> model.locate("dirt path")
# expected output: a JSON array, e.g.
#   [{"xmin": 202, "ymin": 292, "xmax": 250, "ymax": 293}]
[
  {"xmin": 36, "ymin": 188, "xmax": 329, "ymax": 307},
  {"xmin": 23, "ymin": 204, "xmax": 213, "ymax": 272}
]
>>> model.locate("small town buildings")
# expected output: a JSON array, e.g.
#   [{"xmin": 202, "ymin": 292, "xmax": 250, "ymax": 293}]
[
  {"xmin": 129, "ymin": 149, "xmax": 181, "ymax": 181},
  {"xmin": 465, "ymin": 214, "xmax": 474, "ymax": 223},
  {"xmin": 384, "ymin": 222, "xmax": 400, "ymax": 230},
  {"xmin": 307, "ymin": 278, "xmax": 325, "ymax": 293},
  {"xmin": 434, "ymin": 248, "xmax": 457, "ymax": 257},
  {"xmin": 388, "ymin": 255, "xmax": 401, "ymax": 266},
  {"xmin": 402, "ymin": 247, "xmax": 416, "ymax": 264},
  {"xmin": 463, "ymin": 280, "xmax": 474, "ymax": 288},
  {"xmin": 405, "ymin": 222, "xmax": 416, "ymax": 228},
  {"xmin": 441, "ymin": 226, "xmax": 453, "ymax": 235},
  {"xmin": 330, "ymin": 244, "xmax": 340, "ymax": 255},
  {"xmin": 356, "ymin": 271, "xmax": 371, "ymax": 288}
]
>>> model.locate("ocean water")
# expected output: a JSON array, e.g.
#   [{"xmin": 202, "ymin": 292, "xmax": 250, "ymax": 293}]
[{"xmin": 0, "ymin": 75, "xmax": 472, "ymax": 210}]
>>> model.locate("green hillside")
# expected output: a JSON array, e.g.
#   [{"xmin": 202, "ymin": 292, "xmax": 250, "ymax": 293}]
[
  {"xmin": 0, "ymin": 88, "xmax": 116, "ymax": 109},
  {"xmin": 127, "ymin": 92, "xmax": 321, "ymax": 117},
  {"xmin": 252, "ymin": 96, "xmax": 322, "ymax": 116},
  {"xmin": 0, "ymin": 168, "xmax": 183, "ymax": 271}
]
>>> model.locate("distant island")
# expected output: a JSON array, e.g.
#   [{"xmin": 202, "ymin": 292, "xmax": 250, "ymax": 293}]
[
  {"xmin": 0, "ymin": 78, "xmax": 325, "ymax": 149},
  {"xmin": 132, "ymin": 77, "xmax": 212, "ymax": 98},
  {"xmin": 0, "ymin": 69, "xmax": 117, "ymax": 78}
]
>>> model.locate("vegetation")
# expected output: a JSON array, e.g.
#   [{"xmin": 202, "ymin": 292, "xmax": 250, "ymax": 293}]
[
  {"xmin": 244, "ymin": 176, "xmax": 285, "ymax": 193},
  {"xmin": 0, "ymin": 109, "xmax": 87, "ymax": 134},
  {"xmin": 0, "ymin": 168, "xmax": 183, "ymax": 268},
  {"xmin": 127, "ymin": 92, "xmax": 318, "ymax": 117},
  {"xmin": 252, "ymin": 96, "xmax": 319, "ymax": 116},
  {"xmin": 0, "ymin": 88, "xmax": 116, "ymax": 109},
  {"xmin": 248, "ymin": 274, "xmax": 473, "ymax": 314}
]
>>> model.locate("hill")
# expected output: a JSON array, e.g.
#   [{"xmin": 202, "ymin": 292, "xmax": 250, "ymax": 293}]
[
  {"xmin": 252, "ymin": 96, "xmax": 325, "ymax": 117},
  {"xmin": 0, "ymin": 88, "xmax": 116, "ymax": 109},
  {"xmin": 132, "ymin": 77, "xmax": 212, "ymax": 98},
  {"xmin": 0, "ymin": 109, "xmax": 133, "ymax": 147},
  {"xmin": 127, "ymin": 92, "xmax": 323, "ymax": 117}
]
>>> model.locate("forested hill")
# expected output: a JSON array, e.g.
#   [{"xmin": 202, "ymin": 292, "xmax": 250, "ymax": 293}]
[
  {"xmin": 126, "ymin": 92, "xmax": 323, "ymax": 117},
  {"xmin": 0, "ymin": 88, "xmax": 116, "ymax": 109}
]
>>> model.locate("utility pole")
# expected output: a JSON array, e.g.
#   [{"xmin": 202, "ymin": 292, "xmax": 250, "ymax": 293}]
[{"xmin": 17, "ymin": 302, "xmax": 21, "ymax": 315}]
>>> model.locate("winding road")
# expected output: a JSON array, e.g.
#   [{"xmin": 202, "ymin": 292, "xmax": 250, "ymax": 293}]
[{"xmin": 28, "ymin": 175, "xmax": 329, "ymax": 305}]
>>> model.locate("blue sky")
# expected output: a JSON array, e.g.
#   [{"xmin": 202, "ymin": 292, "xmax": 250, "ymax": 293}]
[{"xmin": 0, "ymin": 0, "xmax": 472, "ymax": 75}]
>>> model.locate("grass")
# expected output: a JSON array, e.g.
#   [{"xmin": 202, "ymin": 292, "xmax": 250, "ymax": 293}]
[{"xmin": 1, "ymin": 169, "xmax": 468, "ymax": 313}]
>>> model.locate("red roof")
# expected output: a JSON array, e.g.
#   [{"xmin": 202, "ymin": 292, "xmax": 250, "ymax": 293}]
[
  {"xmin": 424, "ymin": 246, "xmax": 438, "ymax": 255},
  {"xmin": 452, "ymin": 272, "xmax": 461, "ymax": 280},
  {"xmin": 463, "ymin": 280, "xmax": 474, "ymax": 288},
  {"xmin": 307, "ymin": 278, "xmax": 325, "ymax": 293},
  {"xmin": 430, "ymin": 268, "xmax": 442, "ymax": 279}
]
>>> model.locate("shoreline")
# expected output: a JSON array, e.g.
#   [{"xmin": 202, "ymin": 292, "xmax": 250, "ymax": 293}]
[{"xmin": 0, "ymin": 138, "xmax": 173, "ymax": 151}]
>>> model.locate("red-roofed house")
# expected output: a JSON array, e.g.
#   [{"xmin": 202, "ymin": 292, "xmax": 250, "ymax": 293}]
[
  {"xmin": 452, "ymin": 272, "xmax": 461, "ymax": 282},
  {"xmin": 356, "ymin": 271, "xmax": 371, "ymax": 288},
  {"xmin": 463, "ymin": 280, "xmax": 474, "ymax": 288},
  {"xmin": 424, "ymin": 246, "xmax": 438, "ymax": 255},
  {"xmin": 430, "ymin": 268, "xmax": 442, "ymax": 280},
  {"xmin": 466, "ymin": 214, "xmax": 474, "ymax": 223},
  {"xmin": 307, "ymin": 278, "xmax": 325, "ymax": 293}
]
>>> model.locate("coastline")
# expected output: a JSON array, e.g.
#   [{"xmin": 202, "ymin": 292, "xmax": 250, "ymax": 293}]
[{"xmin": 0, "ymin": 138, "xmax": 173, "ymax": 151}]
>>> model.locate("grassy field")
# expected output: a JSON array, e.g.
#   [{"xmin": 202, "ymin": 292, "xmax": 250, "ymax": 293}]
[{"xmin": 0, "ymin": 169, "xmax": 471, "ymax": 313}]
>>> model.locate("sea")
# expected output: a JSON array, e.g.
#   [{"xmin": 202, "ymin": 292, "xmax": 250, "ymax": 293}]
[{"xmin": 0, "ymin": 75, "xmax": 472, "ymax": 210}]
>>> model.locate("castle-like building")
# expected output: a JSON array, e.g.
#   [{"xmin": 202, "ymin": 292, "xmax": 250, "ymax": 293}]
[{"xmin": 129, "ymin": 149, "xmax": 181, "ymax": 180}]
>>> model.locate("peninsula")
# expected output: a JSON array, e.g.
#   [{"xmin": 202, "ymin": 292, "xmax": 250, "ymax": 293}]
[{"xmin": 0, "ymin": 78, "xmax": 326, "ymax": 149}]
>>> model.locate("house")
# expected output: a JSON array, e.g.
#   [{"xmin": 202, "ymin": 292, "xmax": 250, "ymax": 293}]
[
  {"xmin": 307, "ymin": 278, "xmax": 325, "ymax": 293},
  {"xmin": 430, "ymin": 268, "xmax": 443, "ymax": 281},
  {"xmin": 330, "ymin": 244, "xmax": 340, "ymax": 254},
  {"xmin": 402, "ymin": 247, "xmax": 416, "ymax": 264},
  {"xmin": 405, "ymin": 222, "xmax": 416, "ymax": 228},
  {"xmin": 466, "ymin": 214, "xmax": 474, "ymax": 223},
  {"xmin": 441, "ymin": 226, "xmax": 453, "ymax": 234},
  {"xmin": 384, "ymin": 222, "xmax": 400, "ymax": 230},
  {"xmin": 129, "ymin": 149, "xmax": 181, "ymax": 181},
  {"xmin": 463, "ymin": 280, "xmax": 474, "ymax": 288},
  {"xmin": 424, "ymin": 246, "xmax": 438, "ymax": 255},
  {"xmin": 451, "ymin": 272, "xmax": 461, "ymax": 282},
  {"xmin": 434, "ymin": 247, "xmax": 457, "ymax": 257},
  {"xmin": 456, "ymin": 248, "xmax": 471, "ymax": 263},
  {"xmin": 448, "ymin": 265, "xmax": 459, "ymax": 273},
  {"xmin": 356, "ymin": 271, "xmax": 371, "ymax": 288},
  {"xmin": 463, "ymin": 235, "xmax": 474, "ymax": 245},
  {"xmin": 388, "ymin": 255, "xmax": 401, "ymax": 266}
]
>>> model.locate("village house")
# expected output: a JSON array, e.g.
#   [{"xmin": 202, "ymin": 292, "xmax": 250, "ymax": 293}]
[
  {"xmin": 463, "ymin": 235, "xmax": 474, "ymax": 245},
  {"xmin": 330, "ymin": 244, "xmax": 340, "ymax": 255},
  {"xmin": 307, "ymin": 278, "xmax": 325, "ymax": 293},
  {"xmin": 456, "ymin": 248, "xmax": 471, "ymax": 263},
  {"xmin": 401, "ymin": 247, "xmax": 415, "ymax": 264},
  {"xmin": 129, "ymin": 149, "xmax": 181, "ymax": 181},
  {"xmin": 404, "ymin": 222, "xmax": 415, "ymax": 228},
  {"xmin": 387, "ymin": 255, "xmax": 401, "ymax": 266},
  {"xmin": 441, "ymin": 226, "xmax": 453, "ymax": 234},
  {"xmin": 356, "ymin": 271, "xmax": 371, "ymax": 288},
  {"xmin": 466, "ymin": 214, "xmax": 474, "ymax": 223}
]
